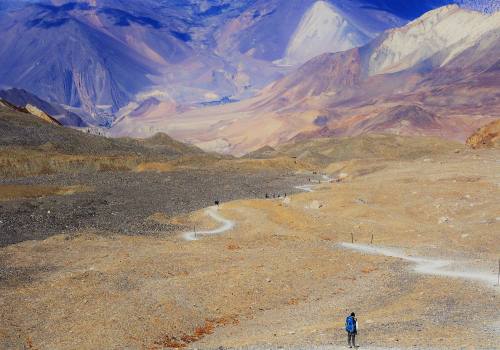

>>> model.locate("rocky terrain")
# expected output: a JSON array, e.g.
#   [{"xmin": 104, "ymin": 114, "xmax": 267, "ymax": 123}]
[
  {"xmin": 1, "ymin": 117, "xmax": 498, "ymax": 348},
  {"xmin": 466, "ymin": 119, "xmax": 500, "ymax": 149},
  {"xmin": 0, "ymin": 104, "xmax": 202, "ymax": 157},
  {"xmin": 0, "ymin": 104, "xmax": 313, "ymax": 246},
  {"xmin": 0, "ymin": 169, "xmax": 308, "ymax": 247},
  {"xmin": 0, "ymin": 103, "xmax": 213, "ymax": 178}
]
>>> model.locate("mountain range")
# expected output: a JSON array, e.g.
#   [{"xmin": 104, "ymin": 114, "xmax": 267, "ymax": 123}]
[
  {"xmin": 0, "ymin": 0, "xmax": 464, "ymax": 117},
  {"xmin": 0, "ymin": 0, "xmax": 499, "ymax": 154},
  {"xmin": 111, "ymin": 5, "xmax": 500, "ymax": 154}
]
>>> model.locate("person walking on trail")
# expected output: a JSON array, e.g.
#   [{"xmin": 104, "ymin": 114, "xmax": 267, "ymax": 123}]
[{"xmin": 345, "ymin": 312, "xmax": 358, "ymax": 348}]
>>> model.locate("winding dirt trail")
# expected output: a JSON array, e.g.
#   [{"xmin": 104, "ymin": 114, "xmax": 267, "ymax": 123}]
[
  {"xmin": 182, "ymin": 206, "xmax": 235, "ymax": 241},
  {"xmin": 294, "ymin": 175, "xmax": 333, "ymax": 193},
  {"xmin": 339, "ymin": 243, "xmax": 498, "ymax": 288},
  {"xmin": 183, "ymin": 174, "xmax": 333, "ymax": 241},
  {"xmin": 293, "ymin": 184, "xmax": 316, "ymax": 192}
]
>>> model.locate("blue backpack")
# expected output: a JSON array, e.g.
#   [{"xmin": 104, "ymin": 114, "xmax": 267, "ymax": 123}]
[{"xmin": 345, "ymin": 316, "xmax": 356, "ymax": 332}]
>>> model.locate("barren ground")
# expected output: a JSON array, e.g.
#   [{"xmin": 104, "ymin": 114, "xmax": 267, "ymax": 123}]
[
  {"xmin": 0, "ymin": 168, "xmax": 308, "ymax": 246},
  {"xmin": 0, "ymin": 149, "xmax": 499, "ymax": 349}
]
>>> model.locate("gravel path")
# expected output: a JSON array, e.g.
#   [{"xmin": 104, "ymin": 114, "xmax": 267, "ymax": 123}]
[
  {"xmin": 183, "ymin": 174, "xmax": 335, "ymax": 241},
  {"xmin": 294, "ymin": 175, "xmax": 333, "ymax": 193},
  {"xmin": 294, "ymin": 184, "xmax": 316, "ymax": 192},
  {"xmin": 183, "ymin": 206, "xmax": 235, "ymax": 241},
  {"xmin": 339, "ymin": 243, "xmax": 499, "ymax": 288}
]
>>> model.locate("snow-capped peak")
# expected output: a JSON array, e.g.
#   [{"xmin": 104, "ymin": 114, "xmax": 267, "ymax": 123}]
[
  {"xmin": 276, "ymin": 0, "xmax": 372, "ymax": 66},
  {"xmin": 368, "ymin": 5, "xmax": 500, "ymax": 76}
]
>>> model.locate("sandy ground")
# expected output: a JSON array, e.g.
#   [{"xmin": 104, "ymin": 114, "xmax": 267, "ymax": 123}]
[{"xmin": 0, "ymin": 149, "xmax": 499, "ymax": 349}]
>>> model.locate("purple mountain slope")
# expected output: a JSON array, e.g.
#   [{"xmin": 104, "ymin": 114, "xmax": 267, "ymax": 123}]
[{"xmin": 0, "ymin": 0, "xmax": 484, "ymax": 127}]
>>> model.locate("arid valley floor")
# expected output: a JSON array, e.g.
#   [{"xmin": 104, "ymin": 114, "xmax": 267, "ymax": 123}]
[{"xmin": 1, "ymin": 135, "xmax": 498, "ymax": 349}]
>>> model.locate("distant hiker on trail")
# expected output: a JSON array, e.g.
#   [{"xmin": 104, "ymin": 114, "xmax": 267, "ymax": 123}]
[
  {"xmin": 345, "ymin": 312, "xmax": 358, "ymax": 348},
  {"xmin": 265, "ymin": 193, "xmax": 269, "ymax": 199}
]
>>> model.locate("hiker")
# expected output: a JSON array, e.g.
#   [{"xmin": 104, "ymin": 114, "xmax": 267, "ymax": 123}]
[
  {"xmin": 345, "ymin": 312, "xmax": 358, "ymax": 348},
  {"xmin": 265, "ymin": 193, "xmax": 269, "ymax": 199}
]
